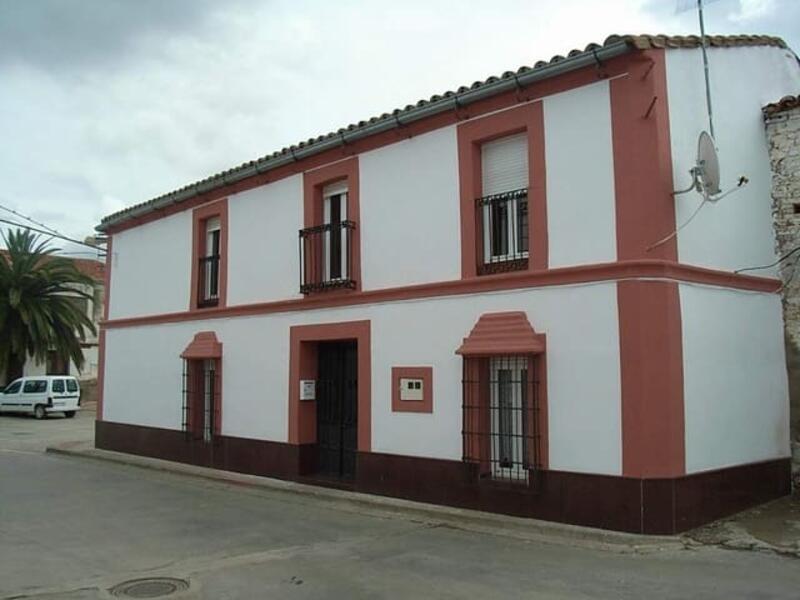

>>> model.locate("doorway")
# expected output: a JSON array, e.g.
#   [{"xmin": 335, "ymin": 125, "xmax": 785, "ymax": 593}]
[{"xmin": 316, "ymin": 341, "xmax": 358, "ymax": 479}]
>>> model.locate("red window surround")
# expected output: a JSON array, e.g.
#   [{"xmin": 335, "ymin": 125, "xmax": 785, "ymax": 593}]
[
  {"xmin": 190, "ymin": 198, "xmax": 228, "ymax": 310},
  {"xmin": 302, "ymin": 157, "xmax": 361, "ymax": 292},
  {"xmin": 180, "ymin": 331, "xmax": 223, "ymax": 437},
  {"xmin": 457, "ymin": 102, "xmax": 547, "ymax": 279},
  {"xmin": 391, "ymin": 366, "xmax": 433, "ymax": 414},
  {"xmin": 456, "ymin": 312, "xmax": 549, "ymax": 471}
]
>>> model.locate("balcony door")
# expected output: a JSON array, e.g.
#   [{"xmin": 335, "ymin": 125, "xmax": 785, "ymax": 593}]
[{"xmin": 323, "ymin": 182, "xmax": 348, "ymax": 283}]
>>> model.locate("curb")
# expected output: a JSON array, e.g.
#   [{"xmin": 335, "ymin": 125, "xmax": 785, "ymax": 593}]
[{"xmin": 46, "ymin": 441, "xmax": 686, "ymax": 554}]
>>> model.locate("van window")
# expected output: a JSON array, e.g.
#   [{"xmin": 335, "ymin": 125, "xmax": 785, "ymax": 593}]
[
  {"xmin": 4, "ymin": 381, "xmax": 21, "ymax": 394},
  {"xmin": 66, "ymin": 380, "xmax": 78, "ymax": 393},
  {"xmin": 23, "ymin": 380, "xmax": 47, "ymax": 394},
  {"xmin": 52, "ymin": 379, "xmax": 65, "ymax": 393}
]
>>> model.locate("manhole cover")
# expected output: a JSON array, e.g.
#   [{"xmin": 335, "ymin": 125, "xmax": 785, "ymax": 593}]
[{"xmin": 109, "ymin": 577, "xmax": 189, "ymax": 598}]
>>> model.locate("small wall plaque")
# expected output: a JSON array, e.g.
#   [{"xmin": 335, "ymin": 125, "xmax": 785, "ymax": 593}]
[{"xmin": 300, "ymin": 379, "xmax": 316, "ymax": 401}]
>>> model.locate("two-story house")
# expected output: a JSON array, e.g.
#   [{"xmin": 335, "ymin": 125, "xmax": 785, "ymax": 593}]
[{"xmin": 96, "ymin": 34, "xmax": 800, "ymax": 534}]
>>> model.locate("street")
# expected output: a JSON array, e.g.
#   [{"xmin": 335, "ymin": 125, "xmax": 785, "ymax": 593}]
[{"xmin": 1, "ymin": 412, "xmax": 799, "ymax": 599}]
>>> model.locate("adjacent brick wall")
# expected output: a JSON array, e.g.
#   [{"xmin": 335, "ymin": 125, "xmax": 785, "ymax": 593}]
[{"xmin": 765, "ymin": 100, "xmax": 800, "ymax": 486}]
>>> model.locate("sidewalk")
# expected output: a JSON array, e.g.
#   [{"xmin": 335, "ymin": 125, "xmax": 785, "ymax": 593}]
[
  {"xmin": 686, "ymin": 494, "xmax": 800, "ymax": 558},
  {"xmin": 47, "ymin": 441, "xmax": 684, "ymax": 555}
]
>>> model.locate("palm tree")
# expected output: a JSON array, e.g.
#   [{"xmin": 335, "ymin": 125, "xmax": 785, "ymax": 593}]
[{"xmin": 0, "ymin": 229, "xmax": 97, "ymax": 383}]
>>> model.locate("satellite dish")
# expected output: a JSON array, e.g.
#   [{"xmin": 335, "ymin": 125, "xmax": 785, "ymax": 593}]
[{"xmin": 696, "ymin": 131, "xmax": 721, "ymax": 199}]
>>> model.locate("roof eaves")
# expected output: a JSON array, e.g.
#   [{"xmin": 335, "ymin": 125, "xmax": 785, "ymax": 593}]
[{"xmin": 98, "ymin": 33, "xmax": 789, "ymax": 232}]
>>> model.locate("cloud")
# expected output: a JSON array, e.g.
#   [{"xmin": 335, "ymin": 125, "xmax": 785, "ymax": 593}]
[{"xmin": 0, "ymin": 0, "xmax": 796, "ymax": 246}]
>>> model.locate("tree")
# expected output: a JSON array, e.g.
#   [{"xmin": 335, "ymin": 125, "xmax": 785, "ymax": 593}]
[{"xmin": 0, "ymin": 229, "xmax": 97, "ymax": 382}]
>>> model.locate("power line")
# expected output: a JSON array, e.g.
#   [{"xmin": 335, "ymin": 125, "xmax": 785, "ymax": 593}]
[
  {"xmin": 0, "ymin": 202, "xmax": 64, "ymax": 237},
  {"xmin": 0, "ymin": 217, "xmax": 105, "ymax": 253},
  {"xmin": 735, "ymin": 246, "xmax": 800, "ymax": 274}
]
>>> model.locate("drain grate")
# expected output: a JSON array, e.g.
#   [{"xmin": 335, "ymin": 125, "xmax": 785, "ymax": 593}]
[{"xmin": 109, "ymin": 577, "xmax": 189, "ymax": 598}]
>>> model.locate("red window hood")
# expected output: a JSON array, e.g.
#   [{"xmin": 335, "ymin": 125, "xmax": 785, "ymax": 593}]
[{"xmin": 456, "ymin": 311, "xmax": 545, "ymax": 356}]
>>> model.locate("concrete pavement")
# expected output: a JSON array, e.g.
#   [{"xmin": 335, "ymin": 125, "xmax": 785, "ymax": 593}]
[{"xmin": 2, "ymin": 411, "xmax": 800, "ymax": 599}]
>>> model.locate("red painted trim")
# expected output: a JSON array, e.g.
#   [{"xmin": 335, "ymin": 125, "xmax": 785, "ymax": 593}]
[
  {"xmin": 391, "ymin": 366, "xmax": 433, "ymax": 413},
  {"xmin": 101, "ymin": 260, "xmax": 779, "ymax": 330},
  {"xmin": 302, "ymin": 157, "xmax": 361, "ymax": 293},
  {"xmin": 618, "ymin": 281, "xmax": 685, "ymax": 478},
  {"xmin": 189, "ymin": 198, "xmax": 229, "ymax": 311},
  {"xmin": 103, "ymin": 57, "xmax": 638, "ymax": 237},
  {"xmin": 288, "ymin": 320, "xmax": 371, "ymax": 451},
  {"xmin": 610, "ymin": 50, "xmax": 677, "ymax": 261},
  {"xmin": 96, "ymin": 236, "xmax": 112, "ymax": 421},
  {"xmin": 181, "ymin": 331, "xmax": 222, "ymax": 359},
  {"xmin": 457, "ymin": 102, "xmax": 547, "ymax": 278},
  {"xmin": 456, "ymin": 311, "xmax": 546, "ymax": 356}
]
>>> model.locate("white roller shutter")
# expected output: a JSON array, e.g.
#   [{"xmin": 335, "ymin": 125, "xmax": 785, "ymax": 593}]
[{"xmin": 481, "ymin": 133, "xmax": 529, "ymax": 196}]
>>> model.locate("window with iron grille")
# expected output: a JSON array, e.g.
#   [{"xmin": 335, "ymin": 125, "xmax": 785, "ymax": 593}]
[
  {"xmin": 181, "ymin": 358, "xmax": 219, "ymax": 442},
  {"xmin": 299, "ymin": 182, "xmax": 356, "ymax": 294},
  {"xmin": 477, "ymin": 132, "xmax": 529, "ymax": 275},
  {"xmin": 462, "ymin": 355, "xmax": 538, "ymax": 483}
]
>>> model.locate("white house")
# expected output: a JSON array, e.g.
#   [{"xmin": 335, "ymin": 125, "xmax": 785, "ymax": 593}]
[{"xmin": 96, "ymin": 34, "xmax": 800, "ymax": 534}]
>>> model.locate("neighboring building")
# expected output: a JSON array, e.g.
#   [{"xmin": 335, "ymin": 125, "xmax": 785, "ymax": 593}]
[
  {"xmin": 0, "ymin": 251, "xmax": 105, "ymax": 384},
  {"xmin": 764, "ymin": 94, "xmax": 800, "ymax": 485},
  {"xmin": 96, "ymin": 34, "xmax": 800, "ymax": 534}
]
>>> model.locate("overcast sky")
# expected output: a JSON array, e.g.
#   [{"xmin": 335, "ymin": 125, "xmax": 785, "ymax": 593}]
[{"xmin": 1, "ymin": 0, "xmax": 798, "ymax": 257}]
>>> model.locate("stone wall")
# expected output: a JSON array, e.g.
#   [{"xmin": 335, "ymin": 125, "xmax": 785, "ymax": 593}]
[{"xmin": 765, "ymin": 97, "xmax": 800, "ymax": 486}]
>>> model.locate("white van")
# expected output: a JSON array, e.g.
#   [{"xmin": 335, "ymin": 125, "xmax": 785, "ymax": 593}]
[{"xmin": 0, "ymin": 376, "xmax": 81, "ymax": 419}]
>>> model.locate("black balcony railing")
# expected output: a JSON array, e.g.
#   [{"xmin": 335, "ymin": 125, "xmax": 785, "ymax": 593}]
[
  {"xmin": 197, "ymin": 255, "xmax": 220, "ymax": 307},
  {"xmin": 476, "ymin": 188, "xmax": 529, "ymax": 275},
  {"xmin": 299, "ymin": 221, "xmax": 356, "ymax": 294}
]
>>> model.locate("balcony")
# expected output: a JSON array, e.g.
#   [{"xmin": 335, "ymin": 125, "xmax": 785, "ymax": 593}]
[
  {"xmin": 476, "ymin": 188, "xmax": 529, "ymax": 275},
  {"xmin": 299, "ymin": 221, "xmax": 356, "ymax": 294},
  {"xmin": 197, "ymin": 255, "xmax": 220, "ymax": 307}
]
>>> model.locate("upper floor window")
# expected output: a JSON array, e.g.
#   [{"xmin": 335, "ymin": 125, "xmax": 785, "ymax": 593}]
[
  {"xmin": 300, "ymin": 158, "xmax": 360, "ymax": 295},
  {"xmin": 457, "ymin": 102, "xmax": 546, "ymax": 279},
  {"xmin": 191, "ymin": 199, "xmax": 228, "ymax": 310},
  {"xmin": 478, "ymin": 133, "xmax": 529, "ymax": 274},
  {"xmin": 201, "ymin": 217, "xmax": 221, "ymax": 306}
]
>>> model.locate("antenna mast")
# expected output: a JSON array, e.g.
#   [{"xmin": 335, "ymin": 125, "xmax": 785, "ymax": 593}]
[{"xmin": 697, "ymin": 0, "xmax": 715, "ymax": 139}]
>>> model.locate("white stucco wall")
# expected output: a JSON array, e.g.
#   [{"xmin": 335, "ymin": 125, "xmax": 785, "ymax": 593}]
[
  {"xmin": 666, "ymin": 45, "xmax": 800, "ymax": 274},
  {"xmin": 681, "ymin": 284, "xmax": 789, "ymax": 473},
  {"xmin": 543, "ymin": 80, "xmax": 617, "ymax": 268},
  {"xmin": 103, "ymin": 283, "xmax": 622, "ymax": 475},
  {"xmin": 360, "ymin": 126, "xmax": 461, "ymax": 289},
  {"xmin": 227, "ymin": 174, "xmax": 304, "ymax": 305},
  {"xmin": 109, "ymin": 211, "xmax": 192, "ymax": 319}
]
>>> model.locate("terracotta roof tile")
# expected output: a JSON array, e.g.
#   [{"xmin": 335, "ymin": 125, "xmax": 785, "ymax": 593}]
[
  {"xmin": 763, "ymin": 94, "xmax": 800, "ymax": 117},
  {"xmin": 99, "ymin": 33, "xmax": 790, "ymax": 231}
]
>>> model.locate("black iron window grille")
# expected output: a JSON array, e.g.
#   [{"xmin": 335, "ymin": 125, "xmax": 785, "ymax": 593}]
[
  {"xmin": 462, "ymin": 355, "xmax": 538, "ymax": 483},
  {"xmin": 181, "ymin": 359, "xmax": 218, "ymax": 442},
  {"xmin": 197, "ymin": 255, "xmax": 220, "ymax": 307},
  {"xmin": 476, "ymin": 188, "xmax": 529, "ymax": 275},
  {"xmin": 299, "ymin": 221, "xmax": 356, "ymax": 294}
]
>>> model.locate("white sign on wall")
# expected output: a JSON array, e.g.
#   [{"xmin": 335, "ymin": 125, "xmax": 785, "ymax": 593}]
[
  {"xmin": 399, "ymin": 378, "xmax": 424, "ymax": 401},
  {"xmin": 300, "ymin": 379, "xmax": 316, "ymax": 401}
]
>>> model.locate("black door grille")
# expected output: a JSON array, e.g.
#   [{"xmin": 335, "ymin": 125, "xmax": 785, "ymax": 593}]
[
  {"xmin": 462, "ymin": 355, "xmax": 538, "ymax": 483},
  {"xmin": 316, "ymin": 341, "xmax": 358, "ymax": 479}
]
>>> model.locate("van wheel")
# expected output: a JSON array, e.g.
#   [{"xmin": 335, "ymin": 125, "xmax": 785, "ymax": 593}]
[
  {"xmin": 64, "ymin": 411, "xmax": 76, "ymax": 419},
  {"xmin": 34, "ymin": 405, "xmax": 46, "ymax": 420}
]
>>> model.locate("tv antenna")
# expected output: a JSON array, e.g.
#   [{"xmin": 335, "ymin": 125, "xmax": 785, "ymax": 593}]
[{"xmin": 676, "ymin": 0, "xmax": 719, "ymax": 138}]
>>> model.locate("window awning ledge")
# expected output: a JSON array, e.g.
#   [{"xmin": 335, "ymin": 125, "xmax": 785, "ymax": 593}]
[
  {"xmin": 456, "ymin": 311, "xmax": 545, "ymax": 356},
  {"xmin": 181, "ymin": 331, "xmax": 222, "ymax": 359}
]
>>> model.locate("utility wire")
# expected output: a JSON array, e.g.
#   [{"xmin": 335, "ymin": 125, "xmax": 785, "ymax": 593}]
[
  {"xmin": 0, "ymin": 217, "xmax": 105, "ymax": 253},
  {"xmin": 0, "ymin": 202, "xmax": 64, "ymax": 237},
  {"xmin": 735, "ymin": 246, "xmax": 800, "ymax": 274}
]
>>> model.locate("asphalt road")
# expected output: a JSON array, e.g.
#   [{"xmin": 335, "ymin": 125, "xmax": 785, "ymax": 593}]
[{"xmin": 1, "ymin": 411, "xmax": 799, "ymax": 599}]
